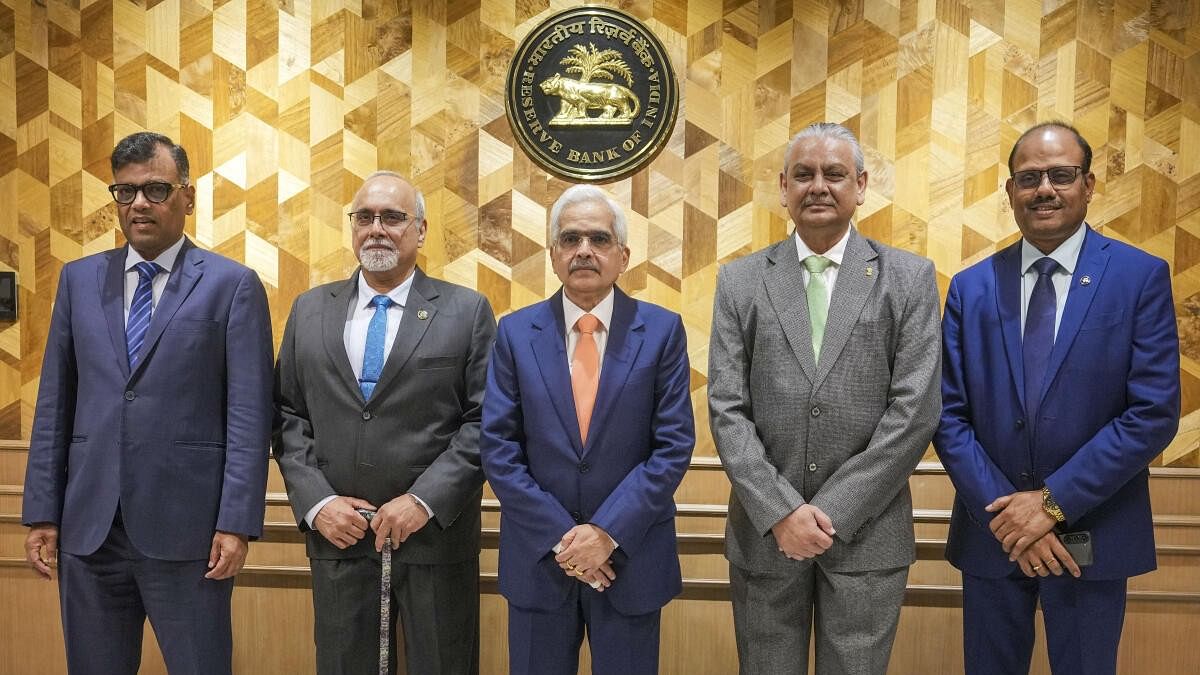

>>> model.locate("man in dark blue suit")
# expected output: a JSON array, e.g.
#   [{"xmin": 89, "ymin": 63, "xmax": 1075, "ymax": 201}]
[
  {"xmin": 22, "ymin": 132, "xmax": 274, "ymax": 675},
  {"xmin": 934, "ymin": 122, "xmax": 1180, "ymax": 674},
  {"xmin": 481, "ymin": 185, "xmax": 695, "ymax": 675}
]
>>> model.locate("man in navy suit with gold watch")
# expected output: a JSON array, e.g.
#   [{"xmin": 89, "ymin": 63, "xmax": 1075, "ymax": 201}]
[{"xmin": 935, "ymin": 122, "xmax": 1180, "ymax": 674}]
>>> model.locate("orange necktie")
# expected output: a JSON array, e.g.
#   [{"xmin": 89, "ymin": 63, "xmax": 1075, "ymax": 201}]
[{"xmin": 571, "ymin": 313, "xmax": 601, "ymax": 444}]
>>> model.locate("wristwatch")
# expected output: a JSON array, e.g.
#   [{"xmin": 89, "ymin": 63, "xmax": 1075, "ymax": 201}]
[{"xmin": 1041, "ymin": 486, "xmax": 1066, "ymax": 523}]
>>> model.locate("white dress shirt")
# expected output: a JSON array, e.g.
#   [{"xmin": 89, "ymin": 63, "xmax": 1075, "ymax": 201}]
[
  {"xmin": 306, "ymin": 270, "xmax": 432, "ymax": 527},
  {"xmin": 794, "ymin": 225, "xmax": 852, "ymax": 304},
  {"xmin": 123, "ymin": 236, "xmax": 186, "ymax": 321},
  {"xmin": 1019, "ymin": 223, "xmax": 1086, "ymax": 339},
  {"xmin": 563, "ymin": 288, "xmax": 615, "ymax": 375}
]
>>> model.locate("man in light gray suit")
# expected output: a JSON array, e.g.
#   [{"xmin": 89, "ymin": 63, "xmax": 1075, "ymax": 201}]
[
  {"xmin": 709, "ymin": 122, "xmax": 941, "ymax": 675},
  {"xmin": 274, "ymin": 171, "xmax": 496, "ymax": 674}
]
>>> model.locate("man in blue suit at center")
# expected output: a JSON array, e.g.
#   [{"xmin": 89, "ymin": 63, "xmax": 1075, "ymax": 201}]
[
  {"xmin": 22, "ymin": 132, "xmax": 273, "ymax": 674},
  {"xmin": 481, "ymin": 184, "xmax": 695, "ymax": 675},
  {"xmin": 934, "ymin": 122, "xmax": 1180, "ymax": 674}
]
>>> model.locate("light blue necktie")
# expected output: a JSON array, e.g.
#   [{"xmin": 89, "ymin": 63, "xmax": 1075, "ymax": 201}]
[
  {"xmin": 359, "ymin": 294, "xmax": 394, "ymax": 399},
  {"xmin": 126, "ymin": 261, "xmax": 162, "ymax": 367}
]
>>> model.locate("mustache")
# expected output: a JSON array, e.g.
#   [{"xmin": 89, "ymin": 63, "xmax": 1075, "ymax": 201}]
[
  {"xmin": 362, "ymin": 237, "xmax": 397, "ymax": 250},
  {"xmin": 569, "ymin": 260, "xmax": 598, "ymax": 273},
  {"xmin": 803, "ymin": 199, "xmax": 834, "ymax": 207},
  {"xmin": 1029, "ymin": 197, "xmax": 1061, "ymax": 208}
]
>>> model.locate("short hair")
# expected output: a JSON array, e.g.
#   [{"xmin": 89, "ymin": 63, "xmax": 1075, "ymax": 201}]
[
  {"xmin": 361, "ymin": 170, "xmax": 426, "ymax": 221},
  {"xmin": 111, "ymin": 132, "xmax": 190, "ymax": 184},
  {"xmin": 549, "ymin": 184, "xmax": 628, "ymax": 246},
  {"xmin": 1008, "ymin": 122, "xmax": 1093, "ymax": 174},
  {"xmin": 783, "ymin": 122, "xmax": 865, "ymax": 174}
]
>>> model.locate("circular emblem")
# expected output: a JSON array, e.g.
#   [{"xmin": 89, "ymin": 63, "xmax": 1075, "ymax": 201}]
[{"xmin": 505, "ymin": 6, "xmax": 679, "ymax": 182}]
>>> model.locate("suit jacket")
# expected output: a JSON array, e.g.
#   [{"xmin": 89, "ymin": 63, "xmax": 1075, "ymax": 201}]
[
  {"xmin": 22, "ymin": 239, "xmax": 274, "ymax": 560},
  {"xmin": 274, "ymin": 267, "xmax": 495, "ymax": 563},
  {"xmin": 934, "ymin": 226, "xmax": 1180, "ymax": 579},
  {"xmin": 480, "ymin": 287, "xmax": 695, "ymax": 616},
  {"xmin": 709, "ymin": 229, "xmax": 941, "ymax": 573}
]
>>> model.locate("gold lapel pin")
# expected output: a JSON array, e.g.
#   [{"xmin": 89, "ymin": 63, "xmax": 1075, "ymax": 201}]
[
  {"xmin": 1079, "ymin": 276, "xmax": 1091, "ymax": 286},
  {"xmin": 865, "ymin": 268, "xmax": 874, "ymax": 277},
  {"xmin": 417, "ymin": 309, "xmax": 429, "ymax": 320}
]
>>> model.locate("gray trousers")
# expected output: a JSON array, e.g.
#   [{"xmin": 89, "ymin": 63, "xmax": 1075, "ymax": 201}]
[
  {"xmin": 310, "ymin": 556, "xmax": 479, "ymax": 675},
  {"xmin": 729, "ymin": 561, "xmax": 908, "ymax": 675}
]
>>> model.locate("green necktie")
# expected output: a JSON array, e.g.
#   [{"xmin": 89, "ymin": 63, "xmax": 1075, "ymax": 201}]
[{"xmin": 803, "ymin": 255, "xmax": 833, "ymax": 361}]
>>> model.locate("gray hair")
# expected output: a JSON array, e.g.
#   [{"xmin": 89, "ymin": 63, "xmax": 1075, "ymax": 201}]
[
  {"xmin": 783, "ymin": 122, "xmax": 865, "ymax": 175},
  {"xmin": 363, "ymin": 170, "xmax": 425, "ymax": 220},
  {"xmin": 111, "ymin": 132, "xmax": 190, "ymax": 184},
  {"xmin": 548, "ymin": 184, "xmax": 628, "ymax": 246}
]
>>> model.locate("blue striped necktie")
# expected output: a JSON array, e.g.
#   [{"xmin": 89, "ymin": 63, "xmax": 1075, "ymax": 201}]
[
  {"xmin": 126, "ymin": 261, "xmax": 163, "ymax": 367},
  {"xmin": 359, "ymin": 295, "xmax": 394, "ymax": 399}
]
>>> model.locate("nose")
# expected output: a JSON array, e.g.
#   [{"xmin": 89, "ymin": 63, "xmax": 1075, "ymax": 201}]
[
  {"xmin": 367, "ymin": 215, "xmax": 387, "ymax": 234},
  {"xmin": 129, "ymin": 188, "xmax": 153, "ymax": 209},
  {"xmin": 1034, "ymin": 172, "xmax": 1056, "ymax": 195}
]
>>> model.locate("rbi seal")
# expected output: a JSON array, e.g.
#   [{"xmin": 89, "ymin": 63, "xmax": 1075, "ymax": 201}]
[{"xmin": 505, "ymin": 6, "xmax": 679, "ymax": 182}]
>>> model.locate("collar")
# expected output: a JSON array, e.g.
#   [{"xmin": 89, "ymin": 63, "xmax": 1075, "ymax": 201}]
[
  {"xmin": 355, "ymin": 269, "xmax": 415, "ymax": 309},
  {"xmin": 1020, "ymin": 223, "xmax": 1086, "ymax": 275},
  {"xmin": 795, "ymin": 224, "xmax": 852, "ymax": 266},
  {"xmin": 563, "ymin": 287, "xmax": 615, "ymax": 333},
  {"xmin": 125, "ymin": 236, "xmax": 186, "ymax": 273}
]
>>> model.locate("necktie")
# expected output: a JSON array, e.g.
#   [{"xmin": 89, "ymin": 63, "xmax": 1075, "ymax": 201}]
[
  {"xmin": 126, "ymin": 261, "xmax": 162, "ymax": 367},
  {"xmin": 803, "ymin": 255, "xmax": 833, "ymax": 361},
  {"xmin": 359, "ymin": 295, "xmax": 394, "ymax": 399},
  {"xmin": 1023, "ymin": 257, "xmax": 1060, "ymax": 421},
  {"xmin": 572, "ymin": 313, "xmax": 601, "ymax": 444}
]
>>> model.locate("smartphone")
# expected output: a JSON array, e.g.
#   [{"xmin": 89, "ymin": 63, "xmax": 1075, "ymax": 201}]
[{"xmin": 1060, "ymin": 530, "xmax": 1093, "ymax": 567}]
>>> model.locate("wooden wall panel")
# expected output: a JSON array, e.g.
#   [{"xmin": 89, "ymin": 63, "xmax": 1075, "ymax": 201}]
[{"xmin": 2, "ymin": 1, "xmax": 1200, "ymax": 674}]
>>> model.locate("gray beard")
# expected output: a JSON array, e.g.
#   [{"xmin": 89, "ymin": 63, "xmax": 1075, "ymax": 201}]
[{"xmin": 359, "ymin": 245, "xmax": 399, "ymax": 272}]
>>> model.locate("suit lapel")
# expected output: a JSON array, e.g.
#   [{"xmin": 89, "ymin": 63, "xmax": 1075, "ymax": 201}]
[
  {"xmin": 130, "ymin": 240, "xmax": 202, "ymax": 380},
  {"xmin": 532, "ymin": 290, "xmax": 585, "ymax": 455},
  {"xmin": 582, "ymin": 288, "xmax": 645, "ymax": 459},
  {"xmin": 369, "ymin": 269, "xmax": 437, "ymax": 402},
  {"xmin": 763, "ymin": 238, "xmax": 818, "ymax": 384},
  {"xmin": 813, "ymin": 229, "xmax": 877, "ymax": 389},
  {"xmin": 322, "ymin": 273, "xmax": 363, "ymax": 401},
  {"xmin": 993, "ymin": 241, "xmax": 1026, "ymax": 412},
  {"xmin": 101, "ymin": 249, "xmax": 131, "ymax": 379},
  {"xmin": 1039, "ymin": 226, "xmax": 1108, "ymax": 408}
]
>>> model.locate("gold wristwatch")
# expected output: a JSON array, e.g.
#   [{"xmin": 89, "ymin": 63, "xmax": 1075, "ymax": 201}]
[{"xmin": 1042, "ymin": 486, "xmax": 1066, "ymax": 523}]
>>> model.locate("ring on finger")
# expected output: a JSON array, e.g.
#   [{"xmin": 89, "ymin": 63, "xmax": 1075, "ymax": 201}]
[{"xmin": 1032, "ymin": 564, "xmax": 1042, "ymax": 571}]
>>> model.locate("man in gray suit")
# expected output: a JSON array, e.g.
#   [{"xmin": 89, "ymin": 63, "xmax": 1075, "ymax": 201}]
[
  {"xmin": 709, "ymin": 122, "xmax": 941, "ymax": 674},
  {"xmin": 274, "ymin": 171, "xmax": 496, "ymax": 674}
]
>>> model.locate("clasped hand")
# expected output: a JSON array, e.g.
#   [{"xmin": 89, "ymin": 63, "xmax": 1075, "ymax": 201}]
[
  {"xmin": 555, "ymin": 524, "xmax": 617, "ymax": 591},
  {"xmin": 772, "ymin": 504, "xmax": 836, "ymax": 560},
  {"xmin": 986, "ymin": 491, "xmax": 1080, "ymax": 578}
]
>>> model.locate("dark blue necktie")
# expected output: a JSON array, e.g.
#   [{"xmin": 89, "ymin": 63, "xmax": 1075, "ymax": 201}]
[
  {"xmin": 359, "ymin": 295, "xmax": 394, "ymax": 399},
  {"xmin": 1023, "ymin": 257, "xmax": 1060, "ymax": 421},
  {"xmin": 126, "ymin": 261, "xmax": 162, "ymax": 367}
]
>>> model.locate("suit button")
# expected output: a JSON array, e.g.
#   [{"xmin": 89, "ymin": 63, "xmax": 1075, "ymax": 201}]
[
  {"xmin": 810, "ymin": 406, "xmax": 820, "ymax": 417},
  {"xmin": 579, "ymin": 461, "xmax": 590, "ymax": 473},
  {"xmin": 570, "ymin": 511, "xmax": 582, "ymax": 523},
  {"xmin": 808, "ymin": 463, "xmax": 818, "ymax": 472},
  {"xmin": 1015, "ymin": 419, "xmax": 1025, "ymax": 429},
  {"xmin": 362, "ymin": 411, "xmax": 372, "ymax": 420},
  {"xmin": 124, "ymin": 391, "xmax": 135, "ymax": 401}
]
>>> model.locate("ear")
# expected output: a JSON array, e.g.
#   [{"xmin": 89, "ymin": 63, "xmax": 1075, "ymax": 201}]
[
  {"xmin": 778, "ymin": 171, "xmax": 788, "ymax": 208},
  {"xmin": 855, "ymin": 170, "xmax": 868, "ymax": 205},
  {"xmin": 184, "ymin": 185, "xmax": 197, "ymax": 214}
]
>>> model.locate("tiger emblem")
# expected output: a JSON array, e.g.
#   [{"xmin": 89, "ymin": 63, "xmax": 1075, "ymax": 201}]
[{"xmin": 540, "ymin": 74, "xmax": 641, "ymax": 125}]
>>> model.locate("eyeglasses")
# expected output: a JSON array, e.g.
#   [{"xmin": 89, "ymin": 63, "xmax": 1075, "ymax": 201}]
[
  {"xmin": 348, "ymin": 210, "xmax": 414, "ymax": 228},
  {"xmin": 108, "ymin": 182, "xmax": 188, "ymax": 205},
  {"xmin": 1011, "ymin": 166, "xmax": 1083, "ymax": 190},
  {"xmin": 556, "ymin": 230, "xmax": 618, "ymax": 251}
]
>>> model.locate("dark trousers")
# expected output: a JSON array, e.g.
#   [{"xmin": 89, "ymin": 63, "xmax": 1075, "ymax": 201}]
[
  {"xmin": 506, "ymin": 584, "xmax": 661, "ymax": 675},
  {"xmin": 310, "ymin": 556, "xmax": 479, "ymax": 675},
  {"xmin": 962, "ymin": 570, "xmax": 1128, "ymax": 675},
  {"xmin": 57, "ymin": 516, "xmax": 233, "ymax": 675}
]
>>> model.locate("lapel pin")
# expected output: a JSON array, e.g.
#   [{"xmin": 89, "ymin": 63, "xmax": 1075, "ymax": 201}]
[
  {"xmin": 1079, "ymin": 276, "xmax": 1091, "ymax": 286},
  {"xmin": 417, "ymin": 309, "xmax": 429, "ymax": 320},
  {"xmin": 865, "ymin": 267, "xmax": 874, "ymax": 277}
]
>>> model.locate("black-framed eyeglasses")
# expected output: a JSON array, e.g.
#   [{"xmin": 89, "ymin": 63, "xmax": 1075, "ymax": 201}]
[
  {"xmin": 108, "ymin": 182, "xmax": 188, "ymax": 205},
  {"xmin": 1011, "ymin": 166, "xmax": 1083, "ymax": 190},
  {"xmin": 556, "ymin": 230, "xmax": 617, "ymax": 251},
  {"xmin": 348, "ymin": 210, "xmax": 414, "ymax": 228}
]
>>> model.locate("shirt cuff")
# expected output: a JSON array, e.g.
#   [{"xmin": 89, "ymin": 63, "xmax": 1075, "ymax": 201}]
[
  {"xmin": 408, "ymin": 493, "xmax": 435, "ymax": 519},
  {"xmin": 305, "ymin": 495, "xmax": 338, "ymax": 528}
]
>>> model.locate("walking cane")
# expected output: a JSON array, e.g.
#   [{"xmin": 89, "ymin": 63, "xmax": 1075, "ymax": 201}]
[{"xmin": 357, "ymin": 509, "xmax": 392, "ymax": 675}]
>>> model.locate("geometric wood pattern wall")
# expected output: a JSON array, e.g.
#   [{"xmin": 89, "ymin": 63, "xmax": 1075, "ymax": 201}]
[{"xmin": 1, "ymin": 0, "xmax": 1199, "ymax": 466}]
